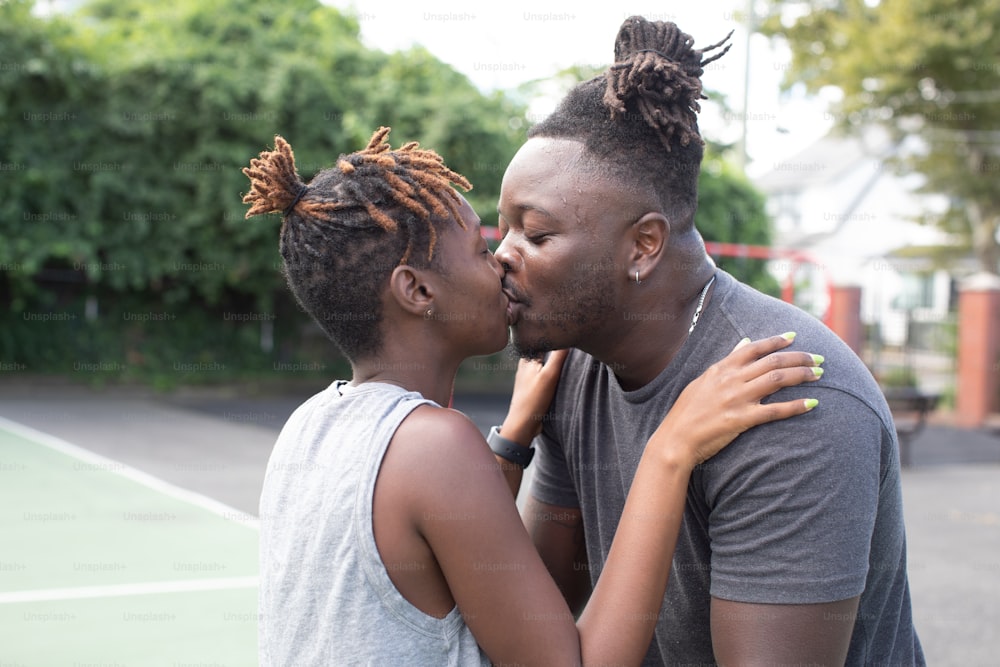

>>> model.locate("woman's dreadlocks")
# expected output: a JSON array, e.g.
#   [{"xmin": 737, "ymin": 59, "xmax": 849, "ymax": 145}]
[{"xmin": 242, "ymin": 127, "xmax": 472, "ymax": 359}]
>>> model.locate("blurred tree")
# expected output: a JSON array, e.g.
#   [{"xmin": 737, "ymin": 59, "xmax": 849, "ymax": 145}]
[
  {"xmin": 760, "ymin": 0, "xmax": 1000, "ymax": 274},
  {"xmin": 697, "ymin": 150, "xmax": 782, "ymax": 296},
  {"xmin": 0, "ymin": 0, "xmax": 527, "ymax": 380},
  {"xmin": 1, "ymin": 0, "xmax": 526, "ymax": 309},
  {"xmin": 0, "ymin": 0, "xmax": 782, "ymax": 380},
  {"xmin": 62, "ymin": 0, "xmax": 399, "ymax": 306},
  {"xmin": 355, "ymin": 45, "xmax": 527, "ymax": 226},
  {"xmin": 0, "ymin": 0, "xmax": 102, "ymax": 308}
]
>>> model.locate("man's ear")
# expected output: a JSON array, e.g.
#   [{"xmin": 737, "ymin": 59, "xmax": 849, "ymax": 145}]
[
  {"xmin": 388, "ymin": 264, "xmax": 437, "ymax": 317},
  {"xmin": 629, "ymin": 212, "xmax": 669, "ymax": 282}
]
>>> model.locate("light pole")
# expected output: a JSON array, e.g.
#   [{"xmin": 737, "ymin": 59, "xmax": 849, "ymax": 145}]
[{"xmin": 737, "ymin": 0, "xmax": 755, "ymax": 173}]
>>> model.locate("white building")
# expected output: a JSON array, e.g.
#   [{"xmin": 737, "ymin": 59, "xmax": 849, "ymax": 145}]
[{"xmin": 751, "ymin": 126, "xmax": 963, "ymax": 348}]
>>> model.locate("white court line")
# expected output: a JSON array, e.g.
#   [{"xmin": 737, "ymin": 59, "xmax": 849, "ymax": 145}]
[
  {"xmin": 0, "ymin": 415, "xmax": 259, "ymax": 530},
  {"xmin": 0, "ymin": 576, "xmax": 259, "ymax": 604}
]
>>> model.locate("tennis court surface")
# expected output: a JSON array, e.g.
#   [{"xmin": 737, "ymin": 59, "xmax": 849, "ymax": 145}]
[{"xmin": 0, "ymin": 417, "xmax": 260, "ymax": 666}]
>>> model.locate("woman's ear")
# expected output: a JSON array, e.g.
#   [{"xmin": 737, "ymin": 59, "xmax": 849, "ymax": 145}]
[{"xmin": 388, "ymin": 264, "xmax": 437, "ymax": 318}]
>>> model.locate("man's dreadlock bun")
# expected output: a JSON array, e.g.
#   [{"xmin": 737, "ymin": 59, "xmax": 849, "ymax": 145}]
[
  {"xmin": 526, "ymin": 15, "xmax": 733, "ymax": 231},
  {"xmin": 602, "ymin": 16, "xmax": 733, "ymax": 150}
]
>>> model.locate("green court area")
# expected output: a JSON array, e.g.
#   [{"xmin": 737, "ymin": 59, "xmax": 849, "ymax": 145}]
[{"xmin": 0, "ymin": 421, "xmax": 260, "ymax": 666}]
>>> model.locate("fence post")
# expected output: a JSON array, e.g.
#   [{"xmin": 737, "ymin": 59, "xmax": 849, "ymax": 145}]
[
  {"xmin": 827, "ymin": 284, "xmax": 863, "ymax": 355},
  {"xmin": 956, "ymin": 272, "xmax": 1000, "ymax": 429}
]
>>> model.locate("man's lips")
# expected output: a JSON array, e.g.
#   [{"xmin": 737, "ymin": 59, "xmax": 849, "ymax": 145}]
[
  {"xmin": 501, "ymin": 285, "xmax": 523, "ymax": 305},
  {"xmin": 502, "ymin": 285, "xmax": 524, "ymax": 325}
]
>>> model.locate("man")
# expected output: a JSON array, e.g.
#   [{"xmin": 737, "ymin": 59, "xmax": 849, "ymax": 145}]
[{"xmin": 492, "ymin": 15, "xmax": 924, "ymax": 665}]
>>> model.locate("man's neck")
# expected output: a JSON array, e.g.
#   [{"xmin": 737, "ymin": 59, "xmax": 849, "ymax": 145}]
[{"xmin": 582, "ymin": 270, "xmax": 717, "ymax": 391}]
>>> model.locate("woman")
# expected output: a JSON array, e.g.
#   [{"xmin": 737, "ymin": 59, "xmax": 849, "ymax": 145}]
[{"xmin": 243, "ymin": 128, "xmax": 823, "ymax": 666}]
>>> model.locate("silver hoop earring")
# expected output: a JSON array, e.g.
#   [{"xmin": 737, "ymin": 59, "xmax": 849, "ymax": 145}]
[{"xmin": 635, "ymin": 271, "xmax": 640, "ymax": 285}]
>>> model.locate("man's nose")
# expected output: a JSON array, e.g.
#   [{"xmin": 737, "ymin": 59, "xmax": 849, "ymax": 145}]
[{"xmin": 494, "ymin": 236, "xmax": 518, "ymax": 273}]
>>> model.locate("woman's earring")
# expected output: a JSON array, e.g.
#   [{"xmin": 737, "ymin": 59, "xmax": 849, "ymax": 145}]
[{"xmin": 635, "ymin": 271, "xmax": 640, "ymax": 285}]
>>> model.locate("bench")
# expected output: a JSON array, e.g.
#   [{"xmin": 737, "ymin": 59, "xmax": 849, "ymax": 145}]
[{"xmin": 882, "ymin": 386, "xmax": 940, "ymax": 466}]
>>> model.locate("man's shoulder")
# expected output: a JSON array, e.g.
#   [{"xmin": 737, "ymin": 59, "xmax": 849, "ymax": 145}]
[
  {"xmin": 719, "ymin": 279, "xmax": 880, "ymax": 377},
  {"xmin": 716, "ymin": 275, "xmax": 817, "ymax": 325},
  {"xmin": 707, "ymin": 276, "xmax": 895, "ymax": 433}
]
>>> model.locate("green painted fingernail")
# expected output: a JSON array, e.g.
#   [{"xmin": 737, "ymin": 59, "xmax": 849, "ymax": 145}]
[
  {"xmin": 740, "ymin": 337, "xmax": 751, "ymax": 344},
  {"xmin": 812, "ymin": 367, "xmax": 824, "ymax": 377},
  {"xmin": 811, "ymin": 354, "xmax": 825, "ymax": 365},
  {"xmin": 781, "ymin": 331, "xmax": 797, "ymax": 341},
  {"xmin": 804, "ymin": 398, "xmax": 819, "ymax": 410}
]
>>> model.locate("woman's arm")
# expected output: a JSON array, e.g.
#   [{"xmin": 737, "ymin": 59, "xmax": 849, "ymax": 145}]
[
  {"xmin": 408, "ymin": 334, "xmax": 822, "ymax": 666},
  {"xmin": 494, "ymin": 349, "xmax": 568, "ymax": 498},
  {"xmin": 578, "ymin": 334, "xmax": 827, "ymax": 662}
]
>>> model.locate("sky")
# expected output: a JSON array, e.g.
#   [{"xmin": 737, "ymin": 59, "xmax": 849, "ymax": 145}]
[{"xmin": 326, "ymin": 0, "xmax": 839, "ymax": 178}]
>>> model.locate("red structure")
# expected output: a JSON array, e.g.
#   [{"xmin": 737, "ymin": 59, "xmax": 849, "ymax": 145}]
[
  {"xmin": 826, "ymin": 285, "xmax": 864, "ymax": 355},
  {"xmin": 955, "ymin": 273, "xmax": 1000, "ymax": 428},
  {"xmin": 702, "ymin": 241, "xmax": 834, "ymax": 328}
]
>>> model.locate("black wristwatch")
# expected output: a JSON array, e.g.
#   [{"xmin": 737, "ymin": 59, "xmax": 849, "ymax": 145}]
[{"xmin": 487, "ymin": 426, "xmax": 535, "ymax": 468}]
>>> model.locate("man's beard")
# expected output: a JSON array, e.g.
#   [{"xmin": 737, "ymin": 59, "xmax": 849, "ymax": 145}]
[
  {"xmin": 510, "ymin": 334, "xmax": 557, "ymax": 362},
  {"xmin": 508, "ymin": 278, "xmax": 615, "ymax": 361}
]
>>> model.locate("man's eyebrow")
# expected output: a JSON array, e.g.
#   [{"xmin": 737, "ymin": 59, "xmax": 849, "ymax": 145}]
[{"xmin": 497, "ymin": 203, "xmax": 556, "ymax": 220}]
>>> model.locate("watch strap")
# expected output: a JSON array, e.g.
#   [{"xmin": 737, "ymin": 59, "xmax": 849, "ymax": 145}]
[{"xmin": 487, "ymin": 426, "xmax": 534, "ymax": 468}]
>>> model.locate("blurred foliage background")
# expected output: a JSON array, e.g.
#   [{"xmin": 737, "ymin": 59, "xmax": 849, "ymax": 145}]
[{"xmin": 0, "ymin": 0, "xmax": 777, "ymax": 390}]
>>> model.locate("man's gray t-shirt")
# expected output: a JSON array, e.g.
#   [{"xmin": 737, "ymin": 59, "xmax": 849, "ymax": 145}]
[
  {"xmin": 531, "ymin": 270, "xmax": 924, "ymax": 665},
  {"xmin": 258, "ymin": 381, "xmax": 491, "ymax": 666}
]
